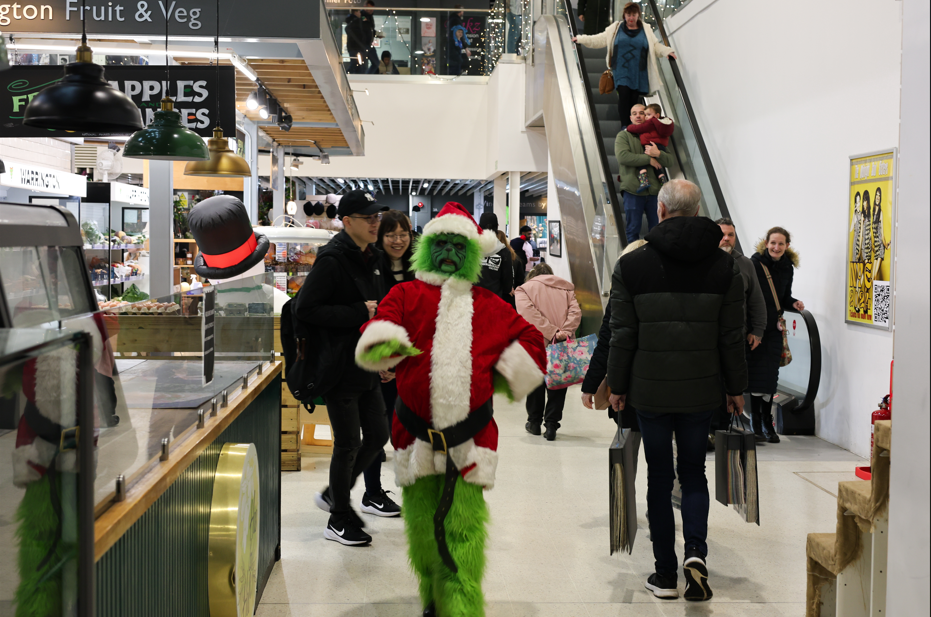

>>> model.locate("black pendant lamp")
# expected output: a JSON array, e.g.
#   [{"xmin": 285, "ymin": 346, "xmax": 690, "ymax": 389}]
[
  {"xmin": 123, "ymin": 13, "xmax": 209, "ymax": 161},
  {"xmin": 22, "ymin": 0, "xmax": 143, "ymax": 133},
  {"xmin": 183, "ymin": 0, "xmax": 251, "ymax": 177}
]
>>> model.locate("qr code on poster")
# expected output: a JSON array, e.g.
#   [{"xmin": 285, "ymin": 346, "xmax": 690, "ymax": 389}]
[{"xmin": 873, "ymin": 281, "xmax": 891, "ymax": 326}]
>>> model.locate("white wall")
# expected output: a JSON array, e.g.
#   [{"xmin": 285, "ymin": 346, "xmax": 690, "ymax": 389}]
[
  {"xmin": 886, "ymin": 0, "xmax": 930, "ymax": 611},
  {"xmin": 542, "ymin": 154, "xmax": 572, "ymax": 282},
  {"xmin": 665, "ymin": 0, "xmax": 902, "ymax": 457},
  {"xmin": 0, "ymin": 137, "xmax": 73, "ymax": 173},
  {"xmin": 485, "ymin": 62, "xmax": 548, "ymax": 178}
]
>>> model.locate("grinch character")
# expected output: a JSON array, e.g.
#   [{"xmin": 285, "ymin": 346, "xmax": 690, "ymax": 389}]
[{"xmin": 355, "ymin": 203, "xmax": 546, "ymax": 617}]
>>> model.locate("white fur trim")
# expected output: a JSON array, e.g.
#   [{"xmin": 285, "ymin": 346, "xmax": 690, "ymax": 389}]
[
  {"xmin": 495, "ymin": 341, "xmax": 544, "ymax": 401},
  {"xmin": 423, "ymin": 212, "xmax": 480, "ymax": 241},
  {"xmin": 394, "ymin": 440, "xmax": 499, "ymax": 489},
  {"xmin": 429, "ymin": 278, "xmax": 474, "ymax": 430},
  {"xmin": 34, "ymin": 347, "xmax": 77, "ymax": 426},
  {"xmin": 12, "ymin": 437, "xmax": 57, "ymax": 488},
  {"xmin": 479, "ymin": 230, "xmax": 499, "ymax": 256},
  {"xmin": 415, "ymin": 270, "xmax": 451, "ymax": 286},
  {"xmin": 355, "ymin": 320, "xmax": 412, "ymax": 371}
]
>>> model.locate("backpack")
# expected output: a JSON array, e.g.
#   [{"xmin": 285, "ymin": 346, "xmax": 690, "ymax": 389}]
[{"xmin": 279, "ymin": 298, "xmax": 343, "ymax": 412}]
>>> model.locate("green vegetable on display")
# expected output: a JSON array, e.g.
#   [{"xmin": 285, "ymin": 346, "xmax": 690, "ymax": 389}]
[{"xmin": 121, "ymin": 284, "xmax": 149, "ymax": 303}]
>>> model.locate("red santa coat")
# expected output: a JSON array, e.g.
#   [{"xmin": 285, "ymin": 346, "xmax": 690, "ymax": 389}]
[{"xmin": 356, "ymin": 270, "xmax": 546, "ymax": 489}]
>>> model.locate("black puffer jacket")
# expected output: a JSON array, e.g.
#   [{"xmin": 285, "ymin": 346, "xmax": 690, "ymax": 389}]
[
  {"xmin": 293, "ymin": 230, "xmax": 386, "ymax": 391},
  {"xmin": 607, "ymin": 216, "xmax": 747, "ymax": 413}
]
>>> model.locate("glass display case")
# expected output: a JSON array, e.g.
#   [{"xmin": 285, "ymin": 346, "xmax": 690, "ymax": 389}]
[
  {"xmin": 257, "ymin": 226, "xmax": 335, "ymax": 298},
  {"xmin": 0, "ymin": 327, "xmax": 96, "ymax": 617},
  {"xmin": 78, "ymin": 182, "xmax": 150, "ymax": 302}
]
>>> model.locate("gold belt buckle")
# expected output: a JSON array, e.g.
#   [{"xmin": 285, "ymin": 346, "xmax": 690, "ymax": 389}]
[
  {"xmin": 427, "ymin": 429, "xmax": 448, "ymax": 454},
  {"xmin": 60, "ymin": 426, "xmax": 79, "ymax": 452}
]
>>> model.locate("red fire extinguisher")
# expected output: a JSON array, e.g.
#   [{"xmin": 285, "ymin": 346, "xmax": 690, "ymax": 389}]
[{"xmin": 855, "ymin": 361, "xmax": 894, "ymax": 480}]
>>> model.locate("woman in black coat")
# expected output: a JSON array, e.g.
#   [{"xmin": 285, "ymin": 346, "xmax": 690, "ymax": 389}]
[
  {"xmin": 359, "ymin": 210, "xmax": 415, "ymax": 517},
  {"xmin": 746, "ymin": 226, "xmax": 805, "ymax": 443}
]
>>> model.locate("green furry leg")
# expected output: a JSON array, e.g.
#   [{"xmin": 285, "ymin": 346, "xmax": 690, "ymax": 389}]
[
  {"xmin": 403, "ymin": 476, "xmax": 443, "ymax": 609},
  {"xmin": 402, "ymin": 475, "xmax": 489, "ymax": 617}
]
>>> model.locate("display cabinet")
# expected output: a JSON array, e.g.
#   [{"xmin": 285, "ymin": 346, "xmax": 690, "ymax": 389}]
[{"xmin": 257, "ymin": 225, "xmax": 335, "ymax": 298}]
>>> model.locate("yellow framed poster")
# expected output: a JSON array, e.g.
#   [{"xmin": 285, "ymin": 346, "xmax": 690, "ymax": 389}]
[{"xmin": 846, "ymin": 149, "xmax": 897, "ymax": 330}]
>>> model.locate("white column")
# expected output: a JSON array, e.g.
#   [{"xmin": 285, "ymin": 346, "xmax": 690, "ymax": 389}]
[
  {"xmin": 508, "ymin": 170, "xmax": 521, "ymax": 238},
  {"xmin": 473, "ymin": 190, "xmax": 485, "ymax": 222},
  {"xmin": 272, "ymin": 144, "xmax": 285, "ymax": 223},
  {"xmin": 493, "ymin": 174, "xmax": 507, "ymax": 234},
  {"xmin": 241, "ymin": 116, "xmax": 259, "ymax": 223},
  {"xmin": 887, "ymin": 1, "xmax": 931, "ymax": 615},
  {"xmin": 148, "ymin": 161, "xmax": 174, "ymax": 298}
]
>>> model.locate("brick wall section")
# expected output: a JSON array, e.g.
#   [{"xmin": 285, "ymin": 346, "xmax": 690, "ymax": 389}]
[{"xmin": 0, "ymin": 138, "xmax": 74, "ymax": 173}]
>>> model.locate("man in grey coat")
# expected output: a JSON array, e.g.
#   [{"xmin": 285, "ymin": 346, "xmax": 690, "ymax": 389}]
[{"xmin": 717, "ymin": 217, "xmax": 766, "ymax": 348}]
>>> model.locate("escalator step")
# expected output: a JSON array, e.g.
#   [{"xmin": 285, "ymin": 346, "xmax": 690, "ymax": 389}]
[
  {"xmin": 601, "ymin": 121, "xmax": 624, "ymax": 136},
  {"xmin": 595, "ymin": 104, "xmax": 621, "ymax": 122},
  {"xmin": 591, "ymin": 92, "xmax": 618, "ymax": 106},
  {"xmin": 579, "ymin": 46, "xmax": 604, "ymax": 61}
]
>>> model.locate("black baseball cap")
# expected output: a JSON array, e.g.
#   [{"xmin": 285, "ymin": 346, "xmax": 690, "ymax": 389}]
[{"xmin": 337, "ymin": 190, "xmax": 388, "ymax": 219}]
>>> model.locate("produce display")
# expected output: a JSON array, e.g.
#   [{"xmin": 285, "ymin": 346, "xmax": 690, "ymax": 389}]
[
  {"xmin": 122, "ymin": 284, "xmax": 149, "ymax": 303},
  {"xmin": 265, "ymin": 242, "xmax": 316, "ymax": 298},
  {"xmin": 98, "ymin": 300, "xmax": 180, "ymax": 314}
]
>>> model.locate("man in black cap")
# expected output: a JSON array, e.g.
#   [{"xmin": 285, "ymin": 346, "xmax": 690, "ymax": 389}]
[
  {"xmin": 294, "ymin": 189, "xmax": 394, "ymax": 546},
  {"xmin": 476, "ymin": 212, "xmax": 514, "ymax": 303}
]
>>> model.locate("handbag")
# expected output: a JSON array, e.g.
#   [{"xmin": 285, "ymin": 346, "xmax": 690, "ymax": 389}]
[
  {"xmin": 594, "ymin": 378, "xmax": 611, "ymax": 410},
  {"xmin": 760, "ymin": 264, "xmax": 793, "ymax": 367},
  {"xmin": 598, "ymin": 70, "xmax": 615, "ymax": 95},
  {"xmin": 545, "ymin": 333, "xmax": 598, "ymax": 389},
  {"xmin": 714, "ymin": 414, "xmax": 760, "ymax": 525},
  {"xmin": 609, "ymin": 425, "xmax": 641, "ymax": 554}
]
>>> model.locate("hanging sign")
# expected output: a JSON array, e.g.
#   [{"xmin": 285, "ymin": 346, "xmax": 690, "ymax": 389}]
[
  {"xmin": 0, "ymin": 160, "xmax": 87, "ymax": 196},
  {"xmin": 0, "ymin": 65, "xmax": 235, "ymax": 138},
  {"xmin": 845, "ymin": 148, "xmax": 897, "ymax": 331},
  {"xmin": 110, "ymin": 182, "xmax": 149, "ymax": 205}
]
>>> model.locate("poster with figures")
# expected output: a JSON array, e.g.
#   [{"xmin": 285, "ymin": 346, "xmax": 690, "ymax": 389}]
[{"xmin": 846, "ymin": 149, "xmax": 896, "ymax": 330}]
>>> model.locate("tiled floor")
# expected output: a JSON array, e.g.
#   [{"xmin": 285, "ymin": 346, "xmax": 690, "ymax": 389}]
[{"xmin": 259, "ymin": 388, "xmax": 864, "ymax": 617}]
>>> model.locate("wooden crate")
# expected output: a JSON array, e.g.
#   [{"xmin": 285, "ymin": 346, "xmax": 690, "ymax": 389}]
[
  {"xmin": 281, "ymin": 450, "xmax": 300, "ymax": 471},
  {"xmin": 282, "ymin": 432, "xmax": 299, "ymax": 451},
  {"xmin": 282, "ymin": 407, "xmax": 299, "ymax": 432}
]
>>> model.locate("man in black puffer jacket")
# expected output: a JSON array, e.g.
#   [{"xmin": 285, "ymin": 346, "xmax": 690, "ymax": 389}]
[
  {"xmin": 294, "ymin": 190, "xmax": 391, "ymax": 547},
  {"xmin": 607, "ymin": 179, "xmax": 747, "ymax": 602}
]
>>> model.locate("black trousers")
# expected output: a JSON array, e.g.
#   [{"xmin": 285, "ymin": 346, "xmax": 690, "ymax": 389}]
[
  {"xmin": 324, "ymin": 383, "xmax": 390, "ymax": 515},
  {"xmin": 617, "ymin": 85, "xmax": 645, "ymax": 129},
  {"xmin": 526, "ymin": 384, "xmax": 568, "ymax": 429}
]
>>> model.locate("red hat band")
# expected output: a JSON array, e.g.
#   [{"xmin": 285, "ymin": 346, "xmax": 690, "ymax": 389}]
[{"xmin": 200, "ymin": 234, "xmax": 258, "ymax": 269}]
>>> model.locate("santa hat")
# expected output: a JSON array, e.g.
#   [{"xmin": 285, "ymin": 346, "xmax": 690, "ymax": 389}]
[{"xmin": 422, "ymin": 202, "xmax": 498, "ymax": 255}]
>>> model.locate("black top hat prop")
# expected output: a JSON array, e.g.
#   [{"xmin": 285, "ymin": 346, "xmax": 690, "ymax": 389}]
[{"xmin": 190, "ymin": 195, "xmax": 270, "ymax": 279}]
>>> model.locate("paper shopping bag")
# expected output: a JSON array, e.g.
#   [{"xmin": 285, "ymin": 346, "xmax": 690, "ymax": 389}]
[{"xmin": 609, "ymin": 425, "xmax": 641, "ymax": 554}]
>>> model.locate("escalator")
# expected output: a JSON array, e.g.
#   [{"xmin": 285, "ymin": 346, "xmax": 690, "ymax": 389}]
[{"xmin": 537, "ymin": 0, "xmax": 820, "ymax": 433}]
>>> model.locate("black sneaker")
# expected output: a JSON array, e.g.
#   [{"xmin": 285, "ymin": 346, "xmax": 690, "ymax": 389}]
[
  {"xmin": 683, "ymin": 548, "xmax": 713, "ymax": 601},
  {"xmin": 544, "ymin": 426, "xmax": 557, "ymax": 441},
  {"xmin": 324, "ymin": 514, "xmax": 372, "ymax": 546},
  {"xmin": 314, "ymin": 488, "xmax": 333, "ymax": 513},
  {"xmin": 422, "ymin": 603, "xmax": 436, "ymax": 617},
  {"xmin": 766, "ymin": 433, "xmax": 781, "ymax": 444},
  {"xmin": 645, "ymin": 572, "xmax": 678, "ymax": 599},
  {"xmin": 361, "ymin": 490, "xmax": 402, "ymax": 517},
  {"xmin": 525, "ymin": 422, "xmax": 541, "ymax": 436}
]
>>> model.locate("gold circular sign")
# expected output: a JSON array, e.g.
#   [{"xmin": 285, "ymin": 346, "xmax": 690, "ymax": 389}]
[{"xmin": 208, "ymin": 443, "xmax": 260, "ymax": 617}]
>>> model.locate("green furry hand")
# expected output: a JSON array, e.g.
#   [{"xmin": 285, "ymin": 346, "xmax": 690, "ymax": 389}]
[
  {"xmin": 360, "ymin": 340, "xmax": 422, "ymax": 363},
  {"xmin": 493, "ymin": 371, "xmax": 516, "ymax": 402}
]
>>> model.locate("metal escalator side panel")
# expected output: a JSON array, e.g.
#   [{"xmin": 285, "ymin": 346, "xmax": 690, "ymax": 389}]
[{"xmin": 540, "ymin": 14, "xmax": 609, "ymax": 334}]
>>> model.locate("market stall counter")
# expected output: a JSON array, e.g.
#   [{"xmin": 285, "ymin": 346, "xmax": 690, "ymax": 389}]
[{"xmin": 0, "ymin": 207, "xmax": 282, "ymax": 616}]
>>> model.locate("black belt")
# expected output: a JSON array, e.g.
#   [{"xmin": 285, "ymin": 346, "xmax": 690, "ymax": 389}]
[{"xmin": 395, "ymin": 397, "xmax": 493, "ymax": 574}]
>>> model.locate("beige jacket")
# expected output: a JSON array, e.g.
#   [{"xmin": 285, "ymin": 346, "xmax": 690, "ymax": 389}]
[
  {"xmin": 575, "ymin": 21, "xmax": 673, "ymax": 95},
  {"xmin": 515, "ymin": 274, "xmax": 582, "ymax": 345}
]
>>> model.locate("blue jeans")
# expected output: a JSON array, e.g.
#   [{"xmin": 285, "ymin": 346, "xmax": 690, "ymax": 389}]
[
  {"xmin": 365, "ymin": 47, "xmax": 380, "ymax": 74},
  {"xmin": 637, "ymin": 408, "xmax": 714, "ymax": 577},
  {"xmin": 622, "ymin": 191, "xmax": 658, "ymax": 244},
  {"xmin": 506, "ymin": 13, "xmax": 522, "ymax": 54}
]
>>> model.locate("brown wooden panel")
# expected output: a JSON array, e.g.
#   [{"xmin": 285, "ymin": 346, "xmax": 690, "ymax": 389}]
[
  {"xmin": 281, "ymin": 432, "xmax": 299, "ymax": 451},
  {"xmin": 281, "ymin": 407, "xmax": 299, "ymax": 432}
]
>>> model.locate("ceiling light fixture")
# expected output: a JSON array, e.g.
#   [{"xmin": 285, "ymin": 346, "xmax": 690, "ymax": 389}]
[
  {"xmin": 123, "ymin": 14, "xmax": 209, "ymax": 160},
  {"xmin": 420, "ymin": 17, "xmax": 431, "ymax": 22},
  {"xmin": 21, "ymin": 0, "xmax": 143, "ymax": 133},
  {"xmin": 278, "ymin": 112, "xmax": 293, "ymax": 132},
  {"xmin": 183, "ymin": 0, "xmax": 251, "ymax": 177},
  {"xmin": 291, "ymin": 157, "xmax": 303, "ymax": 170},
  {"xmin": 337, "ymin": 178, "xmax": 345, "ymax": 183},
  {"xmin": 246, "ymin": 90, "xmax": 259, "ymax": 110},
  {"xmin": 258, "ymin": 106, "xmax": 269, "ymax": 120}
]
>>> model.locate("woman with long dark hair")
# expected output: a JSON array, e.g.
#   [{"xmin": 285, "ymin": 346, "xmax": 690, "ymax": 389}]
[
  {"xmin": 745, "ymin": 227, "xmax": 805, "ymax": 443},
  {"xmin": 358, "ymin": 210, "xmax": 415, "ymax": 518}
]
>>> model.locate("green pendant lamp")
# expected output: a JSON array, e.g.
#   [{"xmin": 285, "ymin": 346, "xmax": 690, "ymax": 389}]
[
  {"xmin": 123, "ymin": 16, "xmax": 209, "ymax": 161},
  {"xmin": 22, "ymin": 0, "xmax": 143, "ymax": 133},
  {"xmin": 183, "ymin": 0, "xmax": 251, "ymax": 177}
]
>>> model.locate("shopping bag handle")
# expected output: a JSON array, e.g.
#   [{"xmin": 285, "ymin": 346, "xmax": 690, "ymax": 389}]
[{"xmin": 728, "ymin": 411, "xmax": 749, "ymax": 433}]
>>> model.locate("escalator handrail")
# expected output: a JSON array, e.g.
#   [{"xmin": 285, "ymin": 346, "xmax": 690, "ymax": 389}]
[
  {"xmin": 561, "ymin": 3, "xmax": 627, "ymax": 250},
  {"xmin": 644, "ymin": 0, "xmax": 740, "ymax": 254},
  {"xmin": 782, "ymin": 308, "xmax": 822, "ymax": 414}
]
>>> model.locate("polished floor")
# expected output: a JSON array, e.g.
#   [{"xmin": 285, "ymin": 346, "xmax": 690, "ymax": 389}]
[{"xmin": 259, "ymin": 387, "xmax": 864, "ymax": 616}]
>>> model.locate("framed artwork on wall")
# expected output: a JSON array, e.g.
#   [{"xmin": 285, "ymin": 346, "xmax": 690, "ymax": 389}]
[
  {"xmin": 548, "ymin": 220, "xmax": 562, "ymax": 258},
  {"xmin": 845, "ymin": 148, "xmax": 897, "ymax": 331}
]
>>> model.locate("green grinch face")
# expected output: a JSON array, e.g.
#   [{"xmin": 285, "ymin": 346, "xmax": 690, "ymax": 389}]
[{"xmin": 429, "ymin": 233, "xmax": 468, "ymax": 273}]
